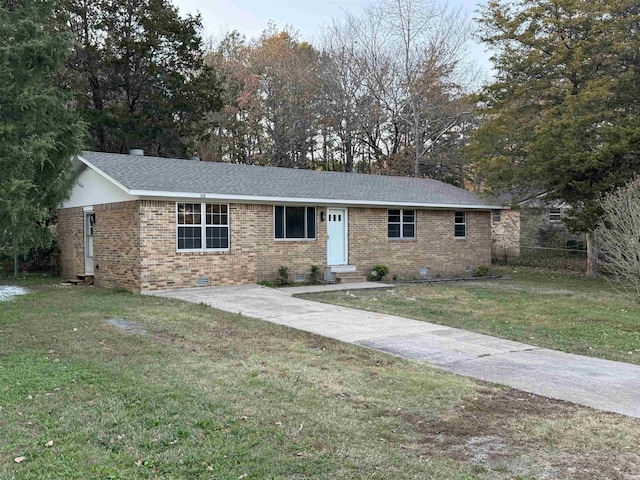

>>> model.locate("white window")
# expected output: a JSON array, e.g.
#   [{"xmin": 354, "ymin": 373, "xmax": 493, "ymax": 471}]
[
  {"xmin": 388, "ymin": 209, "xmax": 415, "ymax": 239},
  {"xmin": 454, "ymin": 211, "xmax": 466, "ymax": 238},
  {"xmin": 274, "ymin": 206, "xmax": 316, "ymax": 240},
  {"xmin": 177, "ymin": 203, "xmax": 229, "ymax": 251},
  {"xmin": 549, "ymin": 208, "xmax": 562, "ymax": 222}
]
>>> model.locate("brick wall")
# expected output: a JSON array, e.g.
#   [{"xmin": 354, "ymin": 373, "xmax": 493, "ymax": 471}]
[
  {"xmin": 349, "ymin": 208, "xmax": 492, "ymax": 280},
  {"xmin": 138, "ymin": 202, "xmax": 327, "ymax": 290},
  {"xmin": 60, "ymin": 200, "xmax": 493, "ymax": 291},
  {"xmin": 57, "ymin": 207, "xmax": 85, "ymax": 278},
  {"xmin": 92, "ymin": 201, "xmax": 141, "ymax": 291}
]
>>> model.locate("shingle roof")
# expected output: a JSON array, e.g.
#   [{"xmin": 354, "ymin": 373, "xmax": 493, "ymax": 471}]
[{"xmin": 79, "ymin": 151, "xmax": 502, "ymax": 209}]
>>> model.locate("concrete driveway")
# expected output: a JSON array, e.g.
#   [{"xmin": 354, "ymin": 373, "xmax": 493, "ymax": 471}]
[{"xmin": 149, "ymin": 283, "xmax": 640, "ymax": 419}]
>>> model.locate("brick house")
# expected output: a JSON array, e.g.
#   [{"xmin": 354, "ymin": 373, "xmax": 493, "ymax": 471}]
[{"xmin": 57, "ymin": 151, "xmax": 505, "ymax": 292}]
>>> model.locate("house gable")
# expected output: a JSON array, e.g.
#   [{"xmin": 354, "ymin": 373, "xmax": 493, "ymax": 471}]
[{"xmin": 63, "ymin": 165, "xmax": 136, "ymax": 208}]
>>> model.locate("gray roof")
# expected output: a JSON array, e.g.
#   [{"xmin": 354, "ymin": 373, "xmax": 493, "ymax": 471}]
[{"xmin": 79, "ymin": 151, "xmax": 502, "ymax": 209}]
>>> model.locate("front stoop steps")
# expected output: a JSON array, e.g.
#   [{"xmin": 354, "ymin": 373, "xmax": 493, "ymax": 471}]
[
  {"xmin": 330, "ymin": 265, "xmax": 367, "ymax": 284},
  {"xmin": 63, "ymin": 274, "xmax": 94, "ymax": 286}
]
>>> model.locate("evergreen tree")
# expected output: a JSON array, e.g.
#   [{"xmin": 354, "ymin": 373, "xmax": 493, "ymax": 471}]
[
  {"xmin": 469, "ymin": 0, "xmax": 640, "ymax": 275},
  {"xmin": 55, "ymin": 0, "xmax": 222, "ymax": 158},
  {"xmin": 0, "ymin": 0, "xmax": 85, "ymax": 271}
]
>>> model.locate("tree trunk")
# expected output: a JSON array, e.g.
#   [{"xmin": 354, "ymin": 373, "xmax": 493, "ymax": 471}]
[
  {"xmin": 14, "ymin": 253, "xmax": 18, "ymax": 276},
  {"xmin": 585, "ymin": 231, "xmax": 598, "ymax": 277}
]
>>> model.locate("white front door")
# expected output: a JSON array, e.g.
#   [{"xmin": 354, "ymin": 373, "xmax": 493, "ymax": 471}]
[
  {"xmin": 327, "ymin": 208, "xmax": 347, "ymax": 265},
  {"xmin": 85, "ymin": 212, "xmax": 94, "ymax": 274}
]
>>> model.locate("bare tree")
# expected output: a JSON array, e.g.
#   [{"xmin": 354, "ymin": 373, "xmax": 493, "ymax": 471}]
[
  {"xmin": 596, "ymin": 177, "xmax": 640, "ymax": 301},
  {"xmin": 325, "ymin": 0, "xmax": 478, "ymax": 177}
]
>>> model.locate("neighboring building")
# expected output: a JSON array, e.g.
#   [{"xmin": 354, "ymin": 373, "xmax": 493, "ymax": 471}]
[
  {"xmin": 57, "ymin": 151, "xmax": 505, "ymax": 292},
  {"xmin": 490, "ymin": 207, "xmax": 521, "ymax": 261},
  {"xmin": 517, "ymin": 194, "xmax": 585, "ymax": 251}
]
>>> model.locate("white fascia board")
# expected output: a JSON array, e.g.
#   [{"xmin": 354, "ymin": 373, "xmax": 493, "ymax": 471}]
[
  {"xmin": 132, "ymin": 190, "xmax": 507, "ymax": 210},
  {"xmin": 76, "ymin": 155, "xmax": 138, "ymax": 197}
]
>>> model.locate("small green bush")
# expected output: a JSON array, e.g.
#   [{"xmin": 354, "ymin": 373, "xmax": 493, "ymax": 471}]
[
  {"xmin": 308, "ymin": 265, "xmax": 322, "ymax": 285},
  {"xmin": 369, "ymin": 264, "xmax": 389, "ymax": 281},
  {"xmin": 475, "ymin": 265, "xmax": 489, "ymax": 277},
  {"xmin": 276, "ymin": 266, "xmax": 291, "ymax": 285}
]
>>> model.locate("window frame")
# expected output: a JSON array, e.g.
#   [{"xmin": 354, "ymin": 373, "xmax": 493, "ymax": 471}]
[
  {"xmin": 387, "ymin": 209, "xmax": 416, "ymax": 240},
  {"xmin": 549, "ymin": 208, "xmax": 562, "ymax": 222},
  {"xmin": 492, "ymin": 209, "xmax": 501, "ymax": 223},
  {"xmin": 176, "ymin": 202, "xmax": 230, "ymax": 253},
  {"xmin": 274, "ymin": 205, "xmax": 317, "ymax": 241},
  {"xmin": 454, "ymin": 211, "xmax": 467, "ymax": 239}
]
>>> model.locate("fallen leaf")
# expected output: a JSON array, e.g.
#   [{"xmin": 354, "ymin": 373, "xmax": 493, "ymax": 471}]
[
  {"xmin": 46, "ymin": 440, "xmax": 54, "ymax": 447},
  {"xmin": 238, "ymin": 475, "xmax": 248, "ymax": 479},
  {"xmin": 14, "ymin": 456, "xmax": 26, "ymax": 463},
  {"xmin": 135, "ymin": 458, "xmax": 143, "ymax": 467}
]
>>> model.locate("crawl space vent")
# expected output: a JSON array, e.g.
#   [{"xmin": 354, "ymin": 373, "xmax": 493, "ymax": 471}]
[
  {"xmin": 196, "ymin": 276, "xmax": 210, "ymax": 286},
  {"xmin": 464, "ymin": 266, "xmax": 473, "ymax": 273},
  {"xmin": 294, "ymin": 274, "xmax": 306, "ymax": 283}
]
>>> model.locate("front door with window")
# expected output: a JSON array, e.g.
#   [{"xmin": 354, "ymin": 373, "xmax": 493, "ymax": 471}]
[
  {"xmin": 85, "ymin": 212, "xmax": 94, "ymax": 274},
  {"xmin": 327, "ymin": 208, "xmax": 347, "ymax": 265}
]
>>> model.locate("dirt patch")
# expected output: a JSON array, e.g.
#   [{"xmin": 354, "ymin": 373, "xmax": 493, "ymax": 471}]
[
  {"xmin": 394, "ymin": 387, "xmax": 640, "ymax": 479},
  {"xmin": 0, "ymin": 286, "xmax": 28, "ymax": 302},
  {"xmin": 105, "ymin": 318, "xmax": 147, "ymax": 335}
]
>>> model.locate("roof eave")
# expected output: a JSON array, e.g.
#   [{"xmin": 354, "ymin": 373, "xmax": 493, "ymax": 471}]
[{"xmin": 132, "ymin": 190, "xmax": 507, "ymax": 210}]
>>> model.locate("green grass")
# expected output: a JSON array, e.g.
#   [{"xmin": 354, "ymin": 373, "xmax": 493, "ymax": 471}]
[
  {"xmin": 1, "ymin": 276, "xmax": 640, "ymax": 479},
  {"xmin": 299, "ymin": 267, "xmax": 640, "ymax": 364}
]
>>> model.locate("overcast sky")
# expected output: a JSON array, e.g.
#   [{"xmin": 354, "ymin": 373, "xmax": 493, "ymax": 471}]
[{"xmin": 172, "ymin": 0, "xmax": 493, "ymax": 73}]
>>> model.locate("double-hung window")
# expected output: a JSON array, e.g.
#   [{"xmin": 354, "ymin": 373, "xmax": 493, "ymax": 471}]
[
  {"xmin": 454, "ymin": 211, "xmax": 466, "ymax": 238},
  {"xmin": 177, "ymin": 203, "xmax": 229, "ymax": 251},
  {"xmin": 388, "ymin": 209, "xmax": 415, "ymax": 239},
  {"xmin": 275, "ymin": 206, "xmax": 316, "ymax": 239}
]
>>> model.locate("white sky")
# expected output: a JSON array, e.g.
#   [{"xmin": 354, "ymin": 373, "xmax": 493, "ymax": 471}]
[{"xmin": 173, "ymin": 0, "xmax": 493, "ymax": 74}]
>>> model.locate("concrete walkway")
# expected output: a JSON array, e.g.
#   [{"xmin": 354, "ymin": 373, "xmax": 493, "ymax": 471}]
[{"xmin": 149, "ymin": 283, "xmax": 640, "ymax": 419}]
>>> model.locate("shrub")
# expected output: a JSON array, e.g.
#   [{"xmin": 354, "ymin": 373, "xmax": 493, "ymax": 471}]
[
  {"xmin": 596, "ymin": 177, "xmax": 640, "ymax": 301},
  {"xmin": 475, "ymin": 265, "xmax": 489, "ymax": 277},
  {"xmin": 276, "ymin": 266, "xmax": 291, "ymax": 286},
  {"xmin": 369, "ymin": 264, "xmax": 389, "ymax": 281},
  {"xmin": 308, "ymin": 265, "xmax": 322, "ymax": 285}
]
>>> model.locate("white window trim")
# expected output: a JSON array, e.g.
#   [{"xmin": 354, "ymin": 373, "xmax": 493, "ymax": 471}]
[
  {"xmin": 388, "ymin": 209, "xmax": 416, "ymax": 240},
  {"xmin": 176, "ymin": 202, "xmax": 230, "ymax": 252},
  {"xmin": 273, "ymin": 205, "xmax": 317, "ymax": 241},
  {"xmin": 454, "ymin": 211, "xmax": 467, "ymax": 239}
]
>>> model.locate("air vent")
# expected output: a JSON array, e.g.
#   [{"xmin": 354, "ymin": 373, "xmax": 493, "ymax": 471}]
[
  {"xmin": 129, "ymin": 149, "xmax": 144, "ymax": 156},
  {"xmin": 419, "ymin": 267, "xmax": 430, "ymax": 277},
  {"xmin": 464, "ymin": 266, "xmax": 472, "ymax": 272},
  {"xmin": 294, "ymin": 274, "xmax": 306, "ymax": 283},
  {"xmin": 195, "ymin": 276, "xmax": 210, "ymax": 286}
]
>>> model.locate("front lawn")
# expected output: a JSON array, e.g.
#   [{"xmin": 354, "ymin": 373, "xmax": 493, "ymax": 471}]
[
  {"xmin": 299, "ymin": 267, "xmax": 640, "ymax": 364},
  {"xmin": 1, "ymin": 276, "xmax": 639, "ymax": 479}
]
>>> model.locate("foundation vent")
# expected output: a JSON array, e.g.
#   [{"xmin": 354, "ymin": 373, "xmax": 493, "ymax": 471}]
[
  {"xmin": 464, "ymin": 266, "xmax": 473, "ymax": 273},
  {"xmin": 294, "ymin": 274, "xmax": 306, "ymax": 283},
  {"xmin": 195, "ymin": 276, "xmax": 210, "ymax": 287}
]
